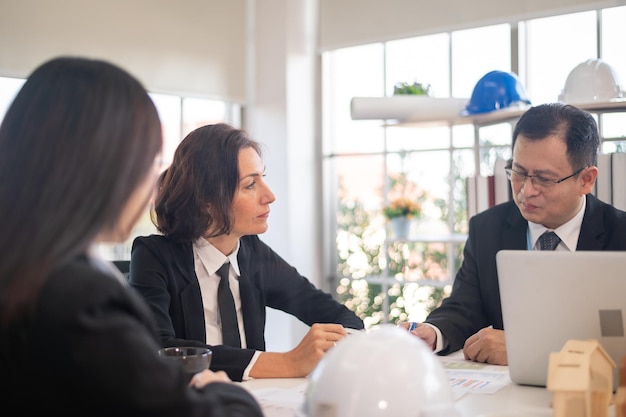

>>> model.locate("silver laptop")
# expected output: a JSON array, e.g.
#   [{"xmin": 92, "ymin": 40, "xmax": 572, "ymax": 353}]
[{"xmin": 496, "ymin": 250, "xmax": 626, "ymax": 389}]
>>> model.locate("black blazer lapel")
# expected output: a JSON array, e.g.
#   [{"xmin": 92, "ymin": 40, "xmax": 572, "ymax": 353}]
[
  {"xmin": 502, "ymin": 202, "xmax": 528, "ymax": 250},
  {"xmin": 169, "ymin": 241, "xmax": 207, "ymax": 343},
  {"xmin": 237, "ymin": 239, "xmax": 266, "ymax": 351},
  {"xmin": 577, "ymin": 194, "xmax": 607, "ymax": 250}
]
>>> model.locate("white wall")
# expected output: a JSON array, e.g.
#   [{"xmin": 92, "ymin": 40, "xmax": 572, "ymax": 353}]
[
  {"xmin": 0, "ymin": 0, "xmax": 247, "ymax": 101},
  {"xmin": 319, "ymin": 0, "xmax": 626, "ymax": 50}
]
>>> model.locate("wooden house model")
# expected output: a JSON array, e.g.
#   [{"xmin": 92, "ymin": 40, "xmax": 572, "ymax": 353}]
[{"xmin": 547, "ymin": 339, "xmax": 615, "ymax": 417}]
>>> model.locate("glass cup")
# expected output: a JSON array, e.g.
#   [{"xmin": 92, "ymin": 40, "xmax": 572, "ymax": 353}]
[{"xmin": 158, "ymin": 347, "xmax": 212, "ymax": 382}]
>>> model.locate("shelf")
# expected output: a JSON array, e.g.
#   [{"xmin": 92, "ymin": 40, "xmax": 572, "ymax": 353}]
[
  {"xmin": 350, "ymin": 96, "xmax": 626, "ymax": 128},
  {"xmin": 386, "ymin": 233, "xmax": 468, "ymax": 244},
  {"xmin": 355, "ymin": 274, "xmax": 453, "ymax": 288},
  {"xmin": 350, "ymin": 96, "xmax": 470, "ymax": 126}
]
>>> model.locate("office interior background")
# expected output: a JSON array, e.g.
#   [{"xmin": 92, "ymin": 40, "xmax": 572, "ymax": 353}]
[{"xmin": 1, "ymin": 0, "xmax": 626, "ymax": 350}]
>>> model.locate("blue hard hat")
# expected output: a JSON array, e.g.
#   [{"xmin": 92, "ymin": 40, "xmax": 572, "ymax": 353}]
[{"xmin": 463, "ymin": 70, "xmax": 531, "ymax": 115}]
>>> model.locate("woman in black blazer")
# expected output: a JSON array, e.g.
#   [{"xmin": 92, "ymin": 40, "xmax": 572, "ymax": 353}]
[
  {"xmin": 0, "ymin": 57, "xmax": 262, "ymax": 416},
  {"xmin": 129, "ymin": 123, "xmax": 364, "ymax": 382}
]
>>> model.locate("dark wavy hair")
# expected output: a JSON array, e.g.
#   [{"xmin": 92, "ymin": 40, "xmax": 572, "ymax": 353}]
[
  {"xmin": 512, "ymin": 103, "xmax": 599, "ymax": 169},
  {"xmin": 0, "ymin": 57, "xmax": 162, "ymax": 321},
  {"xmin": 153, "ymin": 123, "xmax": 262, "ymax": 242}
]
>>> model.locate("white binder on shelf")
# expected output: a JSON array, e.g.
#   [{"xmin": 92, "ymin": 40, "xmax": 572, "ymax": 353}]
[
  {"xmin": 493, "ymin": 159, "xmax": 510, "ymax": 204},
  {"xmin": 594, "ymin": 152, "xmax": 612, "ymax": 204},
  {"xmin": 611, "ymin": 152, "xmax": 626, "ymax": 211}
]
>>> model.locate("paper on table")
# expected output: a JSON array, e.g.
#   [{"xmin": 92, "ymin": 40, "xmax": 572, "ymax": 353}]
[
  {"xmin": 249, "ymin": 382, "xmax": 307, "ymax": 417},
  {"xmin": 440, "ymin": 353, "xmax": 512, "ymax": 400}
]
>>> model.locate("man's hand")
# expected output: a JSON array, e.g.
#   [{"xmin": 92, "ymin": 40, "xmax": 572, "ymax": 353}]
[
  {"xmin": 463, "ymin": 327, "xmax": 507, "ymax": 365},
  {"xmin": 399, "ymin": 322, "xmax": 437, "ymax": 350}
]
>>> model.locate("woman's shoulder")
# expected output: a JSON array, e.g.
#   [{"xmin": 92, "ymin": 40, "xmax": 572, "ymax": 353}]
[
  {"xmin": 48, "ymin": 256, "xmax": 121, "ymax": 293},
  {"xmin": 41, "ymin": 257, "xmax": 148, "ymax": 321},
  {"xmin": 131, "ymin": 235, "xmax": 192, "ymax": 256},
  {"xmin": 240, "ymin": 234, "xmax": 273, "ymax": 254},
  {"xmin": 132, "ymin": 233, "xmax": 170, "ymax": 248}
]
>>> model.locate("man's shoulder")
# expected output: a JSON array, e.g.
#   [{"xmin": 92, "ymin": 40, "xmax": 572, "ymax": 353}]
[
  {"xmin": 471, "ymin": 200, "xmax": 519, "ymax": 223},
  {"xmin": 585, "ymin": 194, "xmax": 626, "ymax": 230}
]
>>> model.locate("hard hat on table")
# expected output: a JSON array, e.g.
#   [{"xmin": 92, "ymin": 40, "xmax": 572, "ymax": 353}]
[{"xmin": 298, "ymin": 324, "xmax": 458, "ymax": 417}]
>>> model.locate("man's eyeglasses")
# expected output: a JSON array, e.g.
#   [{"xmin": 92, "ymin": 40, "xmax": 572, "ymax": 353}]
[{"xmin": 505, "ymin": 165, "xmax": 590, "ymax": 191}]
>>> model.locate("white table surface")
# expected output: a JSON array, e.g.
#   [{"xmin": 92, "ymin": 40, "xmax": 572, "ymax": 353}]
[{"xmin": 239, "ymin": 352, "xmax": 617, "ymax": 417}]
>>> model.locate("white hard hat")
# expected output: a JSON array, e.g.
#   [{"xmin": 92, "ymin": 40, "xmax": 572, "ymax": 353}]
[
  {"xmin": 558, "ymin": 59, "xmax": 624, "ymax": 104},
  {"xmin": 298, "ymin": 324, "xmax": 458, "ymax": 417}
]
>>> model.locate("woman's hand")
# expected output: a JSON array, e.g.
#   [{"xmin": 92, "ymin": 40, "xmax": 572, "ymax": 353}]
[
  {"xmin": 249, "ymin": 323, "xmax": 349, "ymax": 378},
  {"xmin": 189, "ymin": 369, "xmax": 231, "ymax": 388},
  {"xmin": 284, "ymin": 323, "xmax": 347, "ymax": 376}
]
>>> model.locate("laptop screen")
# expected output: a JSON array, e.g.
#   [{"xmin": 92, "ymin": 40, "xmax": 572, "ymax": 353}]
[{"xmin": 496, "ymin": 250, "xmax": 626, "ymax": 389}]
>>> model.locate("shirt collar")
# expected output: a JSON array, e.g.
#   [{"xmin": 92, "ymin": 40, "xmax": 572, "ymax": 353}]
[
  {"xmin": 193, "ymin": 237, "xmax": 241, "ymax": 276},
  {"xmin": 528, "ymin": 194, "xmax": 586, "ymax": 251}
]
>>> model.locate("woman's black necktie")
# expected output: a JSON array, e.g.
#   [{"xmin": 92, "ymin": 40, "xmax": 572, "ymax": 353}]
[{"xmin": 216, "ymin": 262, "xmax": 241, "ymax": 347}]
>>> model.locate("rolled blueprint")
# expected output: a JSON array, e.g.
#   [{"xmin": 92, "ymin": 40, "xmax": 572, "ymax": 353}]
[{"xmin": 350, "ymin": 96, "xmax": 469, "ymax": 122}]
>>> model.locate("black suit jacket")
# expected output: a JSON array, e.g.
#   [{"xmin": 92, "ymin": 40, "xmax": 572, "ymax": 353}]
[
  {"xmin": 129, "ymin": 234, "xmax": 364, "ymax": 381},
  {"xmin": 425, "ymin": 194, "xmax": 626, "ymax": 355},
  {"xmin": 0, "ymin": 255, "xmax": 262, "ymax": 417}
]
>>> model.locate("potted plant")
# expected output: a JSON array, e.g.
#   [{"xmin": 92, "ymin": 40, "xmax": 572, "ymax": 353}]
[
  {"xmin": 383, "ymin": 197, "xmax": 422, "ymax": 239},
  {"xmin": 393, "ymin": 81, "xmax": 431, "ymax": 96}
]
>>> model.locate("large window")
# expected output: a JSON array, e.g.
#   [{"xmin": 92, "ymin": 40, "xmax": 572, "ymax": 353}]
[
  {"xmin": 323, "ymin": 6, "xmax": 626, "ymax": 328},
  {"xmin": 0, "ymin": 77, "xmax": 239, "ymax": 260}
]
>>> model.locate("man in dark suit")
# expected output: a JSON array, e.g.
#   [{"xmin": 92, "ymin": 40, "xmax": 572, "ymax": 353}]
[{"xmin": 405, "ymin": 103, "xmax": 626, "ymax": 365}]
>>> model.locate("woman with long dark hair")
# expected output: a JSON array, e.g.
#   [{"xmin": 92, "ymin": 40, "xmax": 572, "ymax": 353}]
[{"xmin": 0, "ymin": 57, "xmax": 262, "ymax": 416}]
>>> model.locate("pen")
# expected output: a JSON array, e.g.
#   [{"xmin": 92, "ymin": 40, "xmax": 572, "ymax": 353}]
[{"xmin": 408, "ymin": 322, "xmax": 417, "ymax": 332}]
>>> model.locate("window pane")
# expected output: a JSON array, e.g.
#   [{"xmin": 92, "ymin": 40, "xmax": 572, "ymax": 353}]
[
  {"xmin": 150, "ymin": 93, "xmax": 182, "ymax": 168},
  {"xmin": 601, "ymin": 6, "xmax": 626, "ymax": 83},
  {"xmin": 525, "ymin": 11, "xmax": 597, "ymax": 105},
  {"xmin": 386, "ymin": 150, "xmax": 450, "ymax": 213},
  {"xmin": 183, "ymin": 97, "xmax": 228, "ymax": 137},
  {"xmin": 387, "ymin": 125, "xmax": 451, "ymax": 152},
  {"xmin": 601, "ymin": 113, "xmax": 626, "ymax": 139},
  {"xmin": 334, "ymin": 154, "xmax": 386, "ymax": 280},
  {"xmin": 386, "ymin": 34, "xmax": 450, "ymax": 97},
  {"xmin": 0, "ymin": 77, "xmax": 25, "ymax": 118},
  {"xmin": 602, "ymin": 141, "xmax": 626, "ymax": 153},
  {"xmin": 451, "ymin": 24, "xmax": 511, "ymax": 98},
  {"xmin": 478, "ymin": 123, "xmax": 513, "ymax": 147},
  {"xmin": 452, "ymin": 124, "xmax": 475, "ymax": 148},
  {"xmin": 322, "ymin": 44, "xmax": 385, "ymax": 155}
]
